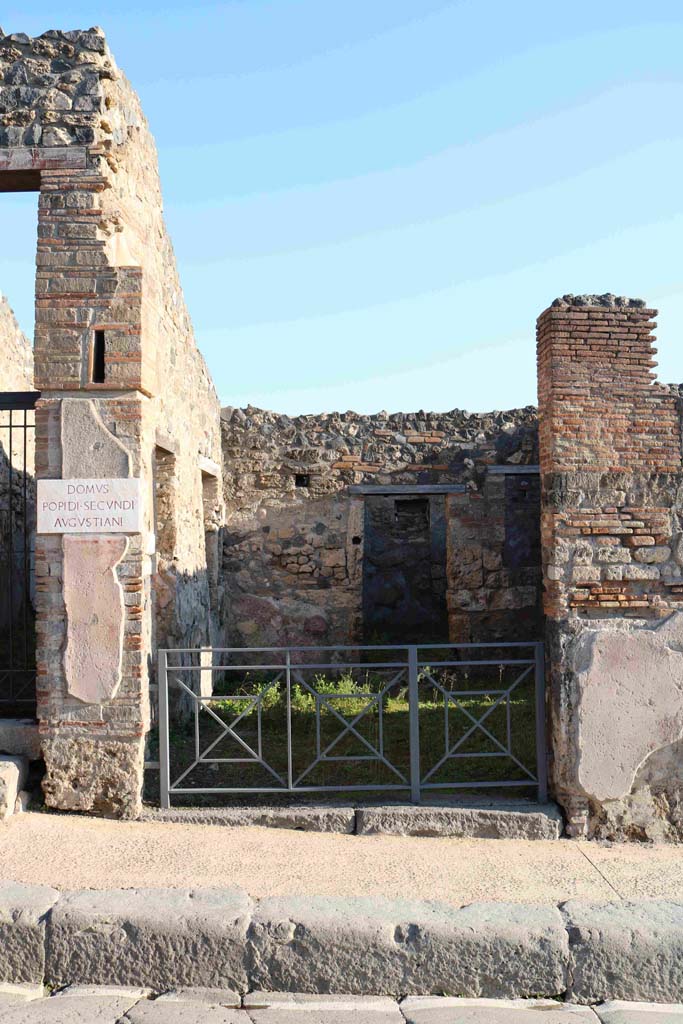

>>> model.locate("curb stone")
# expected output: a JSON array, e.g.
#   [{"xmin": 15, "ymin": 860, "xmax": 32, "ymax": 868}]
[
  {"xmin": 46, "ymin": 887, "xmax": 253, "ymax": 991},
  {"xmin": 563, "ymin": 900, "xmax": 683, "ymax": 1004},
  {"xmin": 247, "ymin": 895, "xmax": 568, "ymax": 997},
  {"xmin": 0, "ymin": 882, "xmax": 59, "ymax": 985},
  {"xmin": 2, "ymin": 884, "xmax": 683, "ymax": 1000}
]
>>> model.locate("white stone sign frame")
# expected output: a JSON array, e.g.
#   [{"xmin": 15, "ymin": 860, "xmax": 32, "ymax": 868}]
[{"xmin": 37, "ymin": 478, "xmax": 143, "ymax": 534}]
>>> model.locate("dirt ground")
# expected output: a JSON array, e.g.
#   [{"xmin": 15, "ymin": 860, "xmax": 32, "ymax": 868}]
[{"xmin": 1, "ymin": 810, "xmax": 682, "ymax": 904}]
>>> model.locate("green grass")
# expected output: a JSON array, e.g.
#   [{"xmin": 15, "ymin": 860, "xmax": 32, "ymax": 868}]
[{"xmin": 149, "ymin": 661, "xmax": 539, "ymax": 805}]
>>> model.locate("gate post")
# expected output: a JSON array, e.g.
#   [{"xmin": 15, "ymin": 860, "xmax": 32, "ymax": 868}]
[
  {"xmin": 158, "ymin": 649, "xmax": 170, "ymax": 809},
  {"xmin": 408, "ymin": 646, "xmax": 421, "ymax": 804},
  {"xmin": 534, "ymin": 643, "xmax": 547, "ymax": 803}
]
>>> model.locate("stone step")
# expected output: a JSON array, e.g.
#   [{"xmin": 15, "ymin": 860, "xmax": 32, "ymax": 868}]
[
  {"xmin": 0, "ymin": 756, "xmax": 29, "ymax": 820},
  {"xmin": 0, "ymin": 720, "xmax": 40, "ymax": 761},
  {"xmin": 141, "ymin": 798, "xmax": 564, "ymax": 840},
  {"xmin": 356, "ymin": 799, "xmax": 563, "ymax": 839}
]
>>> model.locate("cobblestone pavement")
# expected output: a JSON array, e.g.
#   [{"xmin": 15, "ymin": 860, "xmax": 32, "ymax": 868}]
[{"xmin": 1, "ymin": 990, "xmax": 682, "ymax": 1023}]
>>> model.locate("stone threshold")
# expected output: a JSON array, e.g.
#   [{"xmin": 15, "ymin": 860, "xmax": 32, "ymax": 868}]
[
  {"xmin": 1, "ymin": 883, "xmax": 683, "ymax": 1002},
  {"xmin": 140, "ymin": 796, "xmax": 563, "ymax": 840}
]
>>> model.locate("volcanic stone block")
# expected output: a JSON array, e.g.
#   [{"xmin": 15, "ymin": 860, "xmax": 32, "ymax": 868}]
[
  {"xmin": 0, "ymin": 757, "xmax": 28, "ymax": 819},
  {"xmin": 594, "ymin": 1001, "xmax": 683, "ymax": 1024},
  {"xmin": 248, "ymin": 896, "xmax": 568, "ymax": 997},
  {"xmin": 0, "ymin": 882, "xmax": 59, "ymax": 985},
  {"xmin": 355, "ymin": 801, "xmax": 563, "ymax": 839},
  {"xmin": 401, "ymin": 997, "xmax": 598, "ymax": 1024},
  {"xmin": 245, "ymin": 992, "xmax": 403, "ymax": 1023},
  {"xmin": 564, "ymin": 900, "xmax": 683, "ymax": 1002},
  {"xmin": 46, "ymin": 887, "xmax": 253, "ymax": 991}
]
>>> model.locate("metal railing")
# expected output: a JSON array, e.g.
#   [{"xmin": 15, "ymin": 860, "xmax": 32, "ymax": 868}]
[
  {"xmin": 157, "ymin": 642, "xmax": 547, "ymax": 807},
  {"xmin": 0, "ymin": 392, "xmax": 39, "ymax": 716}
]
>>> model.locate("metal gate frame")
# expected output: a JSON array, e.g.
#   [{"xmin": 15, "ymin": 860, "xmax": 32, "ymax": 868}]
[
  {"xmin": 158, "ymin": 642, "xmax": 547, "ymax": 807},
  {"xmin": 0, "ymin": 390, "xmax": 40, "ymax": 715}
]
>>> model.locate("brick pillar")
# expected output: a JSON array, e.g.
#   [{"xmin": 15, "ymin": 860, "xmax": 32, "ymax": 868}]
[
  {"xmin": 537, "ymin": 295, "xmax": 683, "ymax": 839},
  {"xmin": 34, "ymin": 168, "xmax": 152, "ymax": 818}
]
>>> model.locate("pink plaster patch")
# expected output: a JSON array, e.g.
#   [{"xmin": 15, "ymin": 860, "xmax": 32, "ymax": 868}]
[{"xmin": 63, "ymin": 535, "xmax": 128, "ymax": 703}]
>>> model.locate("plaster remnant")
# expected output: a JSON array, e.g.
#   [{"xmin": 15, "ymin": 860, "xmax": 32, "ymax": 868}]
[
  {"xmin": 63, "ymin": 535, "xmax": 128, "ymax": 703},
  {"xmin": 574, "ymin": 619, "xmax": 683, "ymax": 803}
]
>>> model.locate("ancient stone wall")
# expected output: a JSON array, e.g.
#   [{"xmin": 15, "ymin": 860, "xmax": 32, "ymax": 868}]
[
  {"xmin": 221, "ymin": 406, "xmax": 542, "ymax": 648},
  {"xmin": 0, "ymin": 294, "xmax": 32, "ymax": 392},
  {"xmin": 537, "ymin": 294, "xmax": 683, "ymax": 839},
  {"xmin": 0, "ymin": 27, "xmax": 222, "ymax": 816}
]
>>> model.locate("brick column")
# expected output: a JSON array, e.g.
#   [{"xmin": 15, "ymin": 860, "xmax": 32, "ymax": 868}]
[
  {"xmin": 537, "ymin": 295, "xmax": 683, "ymax": 838},
  {"xmin": 34, "ymin": 168, "xmax": 152, "ymax": 818}
]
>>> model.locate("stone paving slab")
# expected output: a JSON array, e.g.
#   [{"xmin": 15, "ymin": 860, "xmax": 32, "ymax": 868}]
[
  {"xmin": 245, "ymin": 992, "xmax": 404, "ymax": 1022},
  {"xmin": 0, "ymin": 983, "xmax": 43, "ymax": 1004},
  {"xmin": 125, "ymin": 999, "xmax": 248, "ymax": 1022},
  {"xmin": 595, "ymin": 1001, "xmax": 683, "ymax": 1024},
  {"xmin": 0, "ymin": 993, "xmax": 680, "ymax": 1024},
  {"xmin": 400, "ymin": 998, "xmax": 597, "ymax": 1023},
  {"xmin": 0, "ymin": 991, "xmax": 140, "ymax": 1022}
]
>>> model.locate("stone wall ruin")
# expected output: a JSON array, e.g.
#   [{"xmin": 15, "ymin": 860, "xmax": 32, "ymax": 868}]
[
  {"xmin": 0, "ymin": 26, "xmax": 223, "ymax": 816},
  {"xmin": 0, "ymin": 27, "xmax": 681, "ymax": 837},
  {"xmin": 537, "ymin": 294, "xmax": 683, "ymax": 840},
  {"xmin": 221, "ymin": 406, "xmax": 542, "ymax": 649}
]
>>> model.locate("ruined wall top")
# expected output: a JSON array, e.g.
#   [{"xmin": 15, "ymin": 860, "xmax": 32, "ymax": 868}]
[
  {"xmin": 548, "ymin": 293, "xmax": 648, "ymax": 311},
  {"xmin": 221, "ymin": 403, "xmax": 539, "ymax": 516},
  {"xmin": 0, "ymin": 27, "xmax": 119, "ymax": 150}
]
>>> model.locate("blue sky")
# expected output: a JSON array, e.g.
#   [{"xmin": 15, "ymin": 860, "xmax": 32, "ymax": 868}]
[{"xmin": 2, "ymin": 1, "xmax": 683, "ymax": 413}]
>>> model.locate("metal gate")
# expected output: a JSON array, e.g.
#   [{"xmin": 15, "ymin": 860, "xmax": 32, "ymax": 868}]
[
  {"xmin": 0, "ymin": 391, "xmax": 39, "ymax": 717},
  {"xmin": 158, "ymin": 642, "xmax": 547, "ymax": 807}
]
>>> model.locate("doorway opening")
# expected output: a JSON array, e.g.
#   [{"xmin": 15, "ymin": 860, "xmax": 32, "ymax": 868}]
[{"xmin": 362, "ymin": 493, "xmax": 448, "ymax": 644}]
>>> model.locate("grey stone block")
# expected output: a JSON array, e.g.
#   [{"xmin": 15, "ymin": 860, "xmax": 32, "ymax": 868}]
[
  {"xmin": 140, "ymin": 805, "xmax": 355, "ymax": 834},
  {"xmin": 46, "ymin": 887, "xmax": 252, "ymax": 991},
  {"xmin": 0, "ymin": 756, "xmax": 29, "ymax": 819},
  {"xmin": 248, "ymin": 896, "xmax": 568, "ymax": 997},
  {"xmin": 400, "ymin": 997, "xmax": 598, "ymax": 1023},
  {"xmin": 153, "ymin": 988, "xmax": 241, "ymax": 1007},
  {"xmin": 0, "ymin": 993, "xmax": 138, "ymax": 1022},
  {"xmin": 355, "ymin": 801, "xmax": 563, "ymax": 839},
  {"xmin": 126, "ymin": 997, "xmax": 248, "ymax": 1022},
  {"xmin": 594, "ymin": 1001, "xmax": 683, "ymax": 1024},
  {"xmin": 244, "ymin": 992, "xmax": 403, "ymax": 1021},
  {"xmin": 0, "ymin": 882, "xmax": 59, "ymax": 985},
  {"xmin": 0, "ymin": 984, "xmax": 43, "ymax": 1006},
  {"xmin": 0, "ymin": 720, "xmax": 40, "ymax": 760},
  {"xmin": 564, "ymin": 900, "xmax": 683, "ymax": 1003}
]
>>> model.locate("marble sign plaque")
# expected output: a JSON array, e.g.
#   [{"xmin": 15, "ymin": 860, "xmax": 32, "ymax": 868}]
[{"xmin": 37, "ymin": 478, "xmax": 143, "ymax": 534}]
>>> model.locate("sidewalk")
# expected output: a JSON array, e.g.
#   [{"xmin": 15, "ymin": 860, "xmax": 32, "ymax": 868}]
[{"xmin": 0, "ymin": 810, "xmax": 682, "ymax": 903}]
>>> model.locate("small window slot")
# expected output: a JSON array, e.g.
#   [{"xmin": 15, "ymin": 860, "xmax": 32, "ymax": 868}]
[
  {"xmin": 91, "ymin": 330, "xmax": 106, "ymax": 384},
  {"xmin": 295, "ymin": 473, "xmax": 310, "ymax": 488}
]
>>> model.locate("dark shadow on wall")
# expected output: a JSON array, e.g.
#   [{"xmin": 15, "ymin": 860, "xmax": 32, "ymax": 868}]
[
  {"xmin": 0, "ymin": 427, "xmax": 36, "ymax": 717},
  {"xmin": 362, "ymin": 494, "xmax": 448, "ymax": 643}
]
